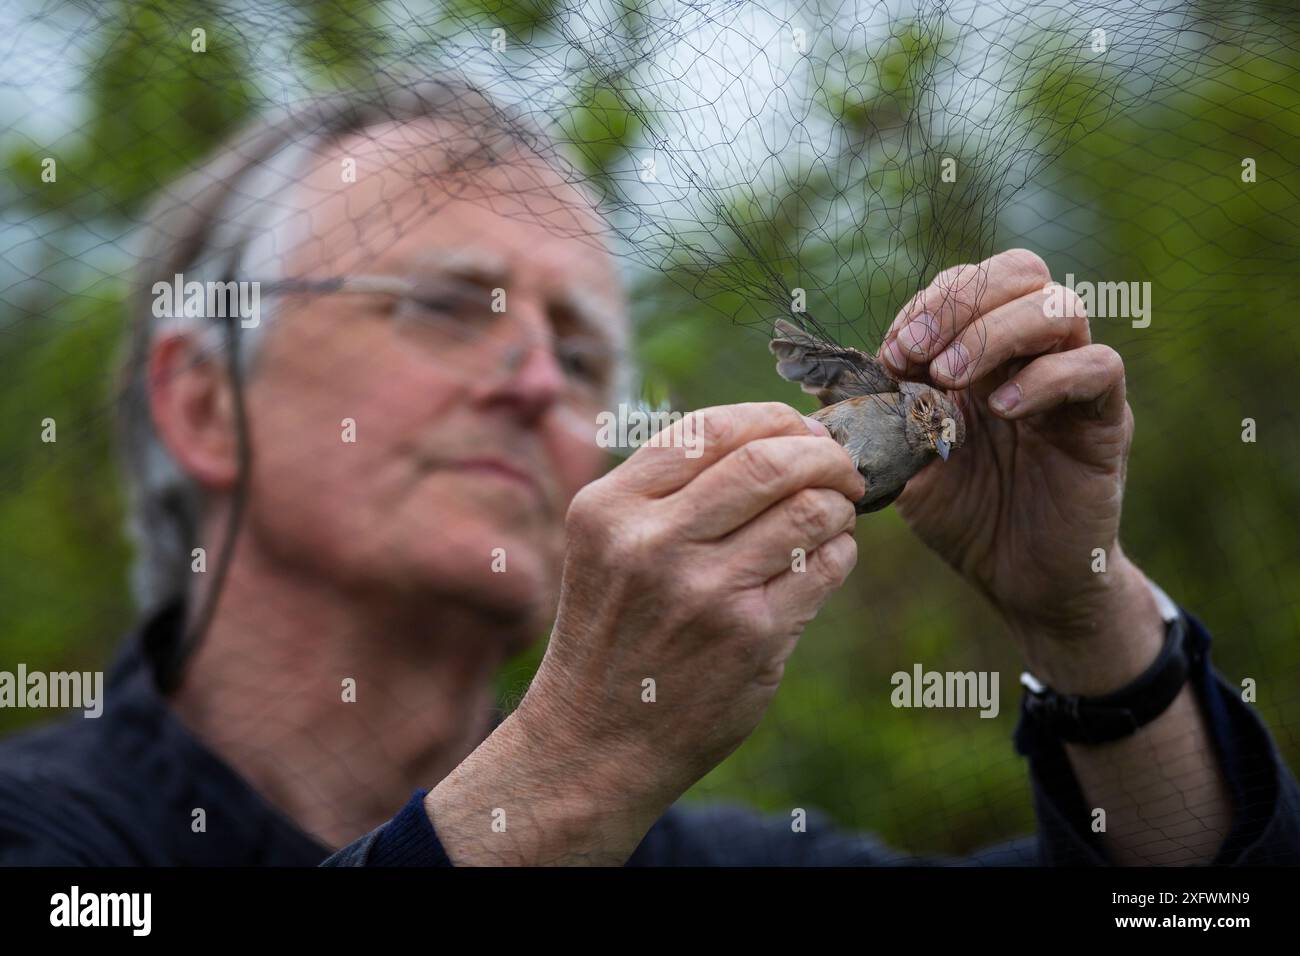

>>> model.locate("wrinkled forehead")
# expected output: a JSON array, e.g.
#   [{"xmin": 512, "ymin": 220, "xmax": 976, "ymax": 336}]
[{"xmin": 279, "ymin": 117, "xmax": 628, "ymax": 348}]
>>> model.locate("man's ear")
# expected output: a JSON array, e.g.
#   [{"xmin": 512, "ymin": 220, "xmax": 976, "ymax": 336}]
[{"xmin": 148, "ymin": 332, "xmax": 242, "ymax": 491}]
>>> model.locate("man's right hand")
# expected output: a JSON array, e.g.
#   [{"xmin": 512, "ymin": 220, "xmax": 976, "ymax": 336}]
[{"xmin": 425, "ymin": 402, "xmax": 865, "ymax": 864}]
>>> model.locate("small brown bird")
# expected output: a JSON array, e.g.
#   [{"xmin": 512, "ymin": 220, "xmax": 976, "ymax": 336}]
[{"xmin": 770, "ymin": 318, "xmax": 965, "ymax": 513}]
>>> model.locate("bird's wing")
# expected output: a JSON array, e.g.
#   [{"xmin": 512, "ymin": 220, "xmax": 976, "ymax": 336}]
[{"xmin": 769, "ymin": 318, "xmax": 899, "ymax": 405}]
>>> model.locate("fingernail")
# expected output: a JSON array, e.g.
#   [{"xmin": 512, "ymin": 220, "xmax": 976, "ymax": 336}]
[
  {"xmin": 936, "ymin": 342, "xmax": 970, "ymax": 382},
  {"xmin": 896, "ymin": 312, "xmax": 937, "ymax": 355},
  {"xmin": 802, "ymin": 415, "xmax": 830, "ymax": 437},
  {"xmin": 882, "ymin": 337, "xmax": 908, "ymax": 372},
  {"xmin": 990, "ymin": 382, "xmax": 1022, "ymax": 414}
]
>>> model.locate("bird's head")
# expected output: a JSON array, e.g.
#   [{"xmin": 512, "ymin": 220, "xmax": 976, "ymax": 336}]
[{"xmin": 907, "ymin": 388, "xmax": 966, "ymax": 462}]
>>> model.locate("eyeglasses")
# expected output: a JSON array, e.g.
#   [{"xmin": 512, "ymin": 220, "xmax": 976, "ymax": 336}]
[{"xmin": 245, "ymin": 274, "xmax": 625, "ymax": 409}]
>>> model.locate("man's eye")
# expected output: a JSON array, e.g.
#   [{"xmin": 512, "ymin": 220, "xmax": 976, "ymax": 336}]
[
  {"xmin": 401, "ymin": 290, "xmax": 495, "ymax": 327},
  {"xmin": 407, "ymin": 296, "xmax": 456, "ymax": 316},
  {"xmin": 557, "ymin": 339, "xmax": 611, "ymax": 384}
]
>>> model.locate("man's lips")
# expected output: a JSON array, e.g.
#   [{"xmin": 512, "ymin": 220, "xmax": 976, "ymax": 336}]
[{"xmin": 441, "ymin": 457, "xmax": 545, "ymax": 500}]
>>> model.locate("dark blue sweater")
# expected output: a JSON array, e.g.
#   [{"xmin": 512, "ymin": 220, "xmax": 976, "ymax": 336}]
[{"xmin": 1, "ymin": 602, "xmax": 1296, "ymax": 865}]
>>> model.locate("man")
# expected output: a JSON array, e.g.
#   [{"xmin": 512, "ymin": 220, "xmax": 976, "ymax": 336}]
[{"xmin": 1, "ymin": 78, "xmax": 1296, "ymax": 866}]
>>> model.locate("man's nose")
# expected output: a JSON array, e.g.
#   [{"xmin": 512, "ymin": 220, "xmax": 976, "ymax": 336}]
[{"xmin": 475, "ymin": 317, "xmax": 568, "ymax": 417}]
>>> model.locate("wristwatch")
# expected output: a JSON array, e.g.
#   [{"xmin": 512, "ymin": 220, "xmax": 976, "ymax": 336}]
[{"xmin": 1018, "ymin": 580, "xmax": 1197, "ymax": 745}]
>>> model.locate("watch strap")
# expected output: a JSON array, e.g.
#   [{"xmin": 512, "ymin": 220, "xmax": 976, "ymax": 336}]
[{"xmin": 1018, "ymin": 582, "xmax": 1192, "ymax": 745}]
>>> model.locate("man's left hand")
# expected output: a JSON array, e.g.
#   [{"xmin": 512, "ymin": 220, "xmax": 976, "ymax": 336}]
[{"xmin": 877, "ymin": 248, "xmax": 1161, "ymax": 692}]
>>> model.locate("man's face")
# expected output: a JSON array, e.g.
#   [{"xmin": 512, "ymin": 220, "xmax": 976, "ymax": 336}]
[{"xmin": 239, "ymin": 120, "xmax": 625, "ymax": 639}]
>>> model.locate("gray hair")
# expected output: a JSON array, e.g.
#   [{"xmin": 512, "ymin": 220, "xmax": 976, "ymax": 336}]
[{"xmin": 116, "ymin": 74, "xmax": 605, "ymax": 621}]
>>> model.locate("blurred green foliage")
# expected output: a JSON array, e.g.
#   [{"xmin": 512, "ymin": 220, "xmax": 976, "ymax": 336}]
[{"xmin": 1, "ymin": 0, "xmax": 1296, "ymax": 857}]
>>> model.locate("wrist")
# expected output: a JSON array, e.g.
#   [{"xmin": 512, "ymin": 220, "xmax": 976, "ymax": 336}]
[
  {"xmin": 425, "ymin": 704, "xmax": 663, "ymax": 866},
  {"xmin": 1008, "ymin": 555, "xmax": 1166, "ymax": 697}
]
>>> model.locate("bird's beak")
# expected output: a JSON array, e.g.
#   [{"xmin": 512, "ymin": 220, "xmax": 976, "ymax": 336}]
[{"xmin": 935, "ymin": 436, "xmax": 951, "ymax": 462}]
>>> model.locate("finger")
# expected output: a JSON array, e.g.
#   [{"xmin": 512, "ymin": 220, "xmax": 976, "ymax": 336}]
[
  {"xmin": 720, "ymin": 488, "xmax": 858, "ymax": 584},
  {"xmin": 879, "ymin": 249, "xmax": 1052, "ymax": 377},
  {"xmin": 986, "ymin": 344, "xmax": 1127, "ymax": 424},
  {"xmin": 761, "ymin": 531, "xmax": 858, "ymax": 627},
  {"xmin": 670, "ymin": 434, "xmax": 866, "ymax": 540},
  {"xmin": 609, "ymin": 402, "xmax": 829, "ymax": 498},
  {"xmin": 926, "ymin": 282, "xmax": 1091, "ymax": 389}
]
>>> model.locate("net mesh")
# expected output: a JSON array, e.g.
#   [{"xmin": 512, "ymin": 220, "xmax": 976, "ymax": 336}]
[{"xmin": 1, "ymin": 0, "xmax": 1298, "ymax": 860}]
